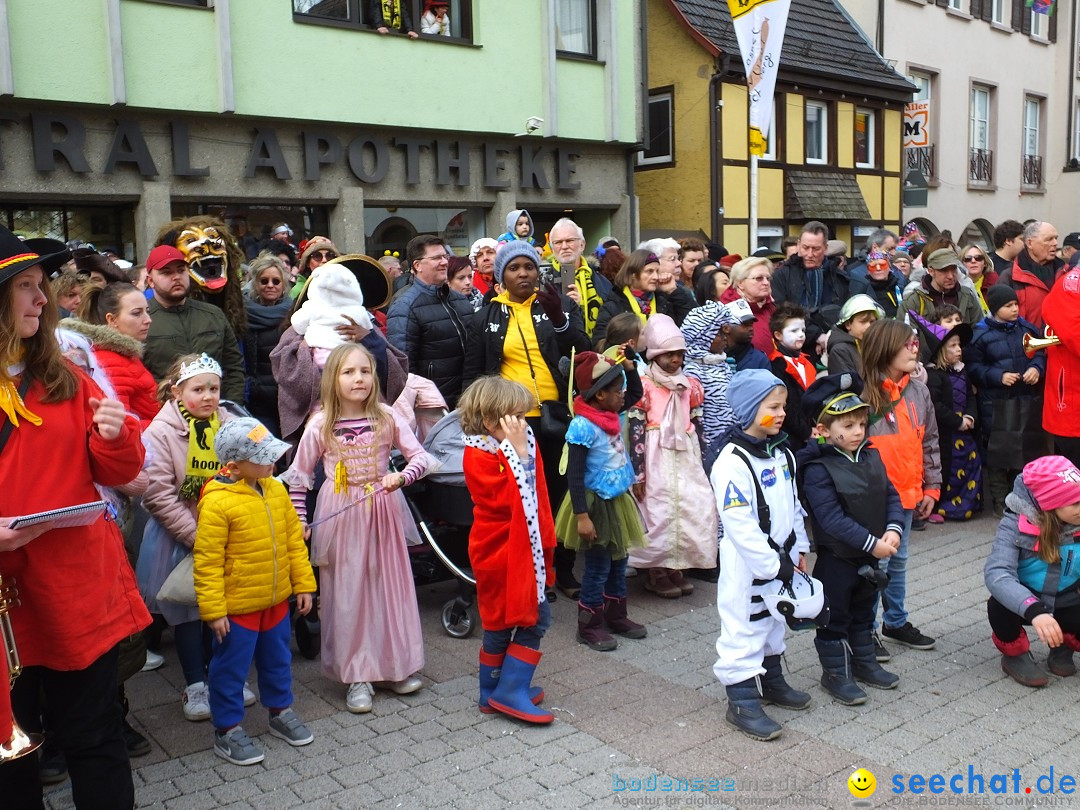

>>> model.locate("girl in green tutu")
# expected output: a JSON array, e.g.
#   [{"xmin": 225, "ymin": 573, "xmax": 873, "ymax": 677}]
[{"xmin": 555, "ymin": 345, "xmax": 647, "ymax": 651}]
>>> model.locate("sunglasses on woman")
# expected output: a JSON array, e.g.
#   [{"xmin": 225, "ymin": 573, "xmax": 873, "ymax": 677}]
[
  {"xmin": 258, "ymin": 278, "xmax": 283, "ymax": 285},
  {"xmin": 962, "ymin": 255, "xmax": 983, "ymax": 263}
]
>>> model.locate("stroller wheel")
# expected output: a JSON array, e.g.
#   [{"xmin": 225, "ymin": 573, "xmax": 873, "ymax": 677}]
[
  {"xmin": 295, "ymin": 614, "xmax": 321, "ymax": 659},
  {"xmin": 441, "ymin": 598, "xmax": 475, "ymax": 639}
]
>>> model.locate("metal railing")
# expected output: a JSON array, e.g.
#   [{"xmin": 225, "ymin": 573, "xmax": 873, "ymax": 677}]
[
  {"xmin": 1022, "ymin": 154, "xmax": 1043, "ymax": 187},
  {"xmin": 905, "ymin": 145, "xmax": 935, "ymax": 180},
  {"xmin": 969, "ymin": 148, "xmax": 993, "ymax": 184}
]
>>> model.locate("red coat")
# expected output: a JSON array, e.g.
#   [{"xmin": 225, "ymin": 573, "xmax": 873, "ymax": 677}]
[
  {"xmin": 1041, "ymin": 269, "xmax": 1080, "ymax": 437},
  {"xmin": 1000, "ymin": 256, "xmax": 1065, "ymax": 330},
  {"xmin": 0, "ymin": 370, "xmax": 150, "ymax": 671},
  {"xmin": 464, "ymin": 443, "xmax": 555, "ymax": 631}
]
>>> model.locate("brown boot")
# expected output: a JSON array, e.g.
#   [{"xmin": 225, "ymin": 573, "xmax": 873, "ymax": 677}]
[
  {"xmin": 643, "ymin": 568, "xmax": 681, "ymax": 598},
  {"xmin": 667, "ymin": 569, "xmax": 694, "ymax": 596},
  {"xmin": 603, "ymin": 595, "xmax": 647, "ymax": 639},
  {"xmin": 576, "ymin": 603, "xmax": 617, "ymax": 651}
]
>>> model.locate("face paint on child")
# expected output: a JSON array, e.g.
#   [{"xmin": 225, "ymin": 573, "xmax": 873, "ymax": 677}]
[
  {"xmin": 780, "ymin": 319, "xmax": 806, "ymax": 351},
  {"xmin": 942, "ymin": 335, "xmax": 962, "ymax": 367}
]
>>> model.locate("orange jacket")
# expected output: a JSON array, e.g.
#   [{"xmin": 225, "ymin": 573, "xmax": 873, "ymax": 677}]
[{"xmin": 867, "ymin": 375, "xmax": 942, "ymax": 510}]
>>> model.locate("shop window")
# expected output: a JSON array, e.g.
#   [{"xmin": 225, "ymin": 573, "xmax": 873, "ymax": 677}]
[
  {"xmin": 555, "ymin": 0, "xmax": 596, "ymax": 58},
  {"xmin": 1, "ymin": 204, "xmax": 136, "ymax": 261},
  {"xmin": 805, "ymin": 100, "xmax": 828, "ymax": 164},
  {"xmin": 855, "ymin": 108, "xmax": 876, "ymax": 168},
  {"xmin": 293, "ymin": 0, "xmax": 473, "ymax": 42},
  {"xmin": 365, "ymin": 206, "xmax": 486, "ymax": 257},
  {"xmin": 171, "ymin": 203, "xmax": 331, "ymax": 260},
  {"xmin": 637, "ymin": 90, "xmax": 673, "ymax": 168}
]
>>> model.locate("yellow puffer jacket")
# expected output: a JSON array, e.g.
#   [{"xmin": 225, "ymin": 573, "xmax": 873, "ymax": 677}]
[{"xmin": 194, "ymin": 475, "xmax": 316, "ymax": 621}]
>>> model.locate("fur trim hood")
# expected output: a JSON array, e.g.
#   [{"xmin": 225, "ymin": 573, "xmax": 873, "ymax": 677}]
[{"xmin": 59, "ymin": 317, "xmax": 144, "ymax": 358}]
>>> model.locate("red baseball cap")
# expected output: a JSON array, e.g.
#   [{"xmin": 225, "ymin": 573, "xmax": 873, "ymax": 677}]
[{"xmin": 146, "ymin": 245, "xmax": 186, "ymax": 272}]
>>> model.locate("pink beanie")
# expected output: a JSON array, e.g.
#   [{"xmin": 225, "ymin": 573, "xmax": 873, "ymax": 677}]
[
  {"xmin": 1022, "ymin": 456, "xmax": 1080, "ymax": 511},
  {"xmin": 642, "ymin": 314, "xmax": 686, "ymax": 360}
]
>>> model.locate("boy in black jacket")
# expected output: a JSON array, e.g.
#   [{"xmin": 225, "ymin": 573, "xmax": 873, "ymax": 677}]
[{"xmin": 797, "ymin": 373, "xmax": 905, "ymax": 705}]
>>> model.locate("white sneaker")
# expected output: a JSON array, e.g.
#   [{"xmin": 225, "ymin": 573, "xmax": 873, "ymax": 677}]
[
  {"xmin": 182, "ymin": 681, "xmax": 211, "ymax": 722},
  {"xmin": 346, "ymin": 682, "xmax": 373, "ymax": 713},
  {"xmin": 242, "ymin": 682, "xmax": 256, "ymax": 707},
  {"xmin": 141, "ymin": 650, "xmax": 165, "ymax": 672}
]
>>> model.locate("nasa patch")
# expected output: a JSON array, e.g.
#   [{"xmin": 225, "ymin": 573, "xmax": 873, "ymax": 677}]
[
  {"xmin": 760, "ymin": 468, "xmax": 777, "ymax": 488},
  {"xmin": 723, "ymin": 482, "xmax": 749, "ymax": 510}
]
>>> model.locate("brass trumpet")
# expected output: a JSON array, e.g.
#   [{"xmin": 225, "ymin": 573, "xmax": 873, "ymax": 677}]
[
  {"xmin": 1, "ymin": 573, "xmax": 42, "ymax": 761},
  {"xmin": 1023, "ymin": 327, "xmax": 1061, "ymax": 358}
]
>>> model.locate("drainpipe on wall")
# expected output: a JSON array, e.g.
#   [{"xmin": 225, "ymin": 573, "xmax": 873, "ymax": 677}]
[
  {"xmin": 0, "ymin": 0, "xmax": 14, "ymax": 97},
  {"xmin": 545, "ymin": 0, "xmax": 559, "ymax": 137},
  {"xmin": 709, "ymin": 60, "xmax": 726, "ymax": 242},
  {"xmin": 628, "ymin": 0, "xmax": 647, "ymax": 245},
  {"xmin": 876, "ymin": 0, "xmax": 884, "ymax": 54},
  {"xmin": 1068, "ymin": 0, "xmax": 1077, "ymax": 162}
]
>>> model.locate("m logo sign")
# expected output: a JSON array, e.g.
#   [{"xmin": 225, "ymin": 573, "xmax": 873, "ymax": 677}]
[{"xmin": 903, "ymin": 101, "xmax": 930, "ymax": 148}]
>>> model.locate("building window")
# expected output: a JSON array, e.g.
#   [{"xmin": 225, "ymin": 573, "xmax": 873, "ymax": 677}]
[
  {"xmin": 638, "ymin": 90, "xmax": 673, "ymax": 167},
  {"xmin": 855, "ymin": 108, "xmax": 876, "ymax": 168},
  {"xmin": 1073, "ymin": 99, "xmax": 1080, "ymax": 163},
  {"xmin": 554, "ymin": 0, "xmax": 596, "ymax": 58},
  {"xmin": 293, "ymin": 0, "xmax": 473, "ymax": 41},
  {"xmin": 761, "ymin": 98, "xmax": 778, "ymax": 161},
  {"xmin": 1023, "ymin": 96, "xmax": 1043, "ymax": 186},
  {"xmin": 969, "ymin": 85, "xmax": 992, "ymax": 183},
  {"xmin": 1030, "ymin": 8, "xmax": 1046, "ymax": 39},
  {"xmin": 991, "ymin": 0, "xmax": 1006, "ymax": 24},
  {"xmin": 947, "ymin": 0, "xmax": 961, "ymax": 9},
  {"xmin": 805, "ymin": 101, "xmax": 828, "ymax": 164}
]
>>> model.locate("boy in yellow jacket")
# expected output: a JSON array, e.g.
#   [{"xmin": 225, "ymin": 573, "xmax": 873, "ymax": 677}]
[{"xmin": 195, "ymin": 417, "xmax": 317, "ymax": 766}]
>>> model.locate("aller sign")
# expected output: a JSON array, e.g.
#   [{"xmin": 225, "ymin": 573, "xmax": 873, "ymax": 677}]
[{"xmin": 903, "ymin": 101, "xmax": 930, "ymax": 149}]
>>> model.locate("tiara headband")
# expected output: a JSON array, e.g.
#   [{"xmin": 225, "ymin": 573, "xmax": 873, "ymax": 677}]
[{"xmin": 176, "ymin": 353, "xmax": 223, "ymax": 384}]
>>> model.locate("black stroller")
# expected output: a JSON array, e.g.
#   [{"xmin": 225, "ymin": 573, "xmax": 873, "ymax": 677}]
[{"xmin": 400, "ymin": 410, "xmax": 479, "ymax": 638}]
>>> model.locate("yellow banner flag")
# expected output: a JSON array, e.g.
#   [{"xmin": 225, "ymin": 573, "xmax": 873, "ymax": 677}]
[{"xmin": 726, "ymin": 0, "xmax": 791, "ymax": 156}]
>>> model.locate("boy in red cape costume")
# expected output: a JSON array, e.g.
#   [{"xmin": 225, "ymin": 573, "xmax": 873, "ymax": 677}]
[{"xmin": 459, "ymin": 377, "xmax": 556, "ymax": 724}]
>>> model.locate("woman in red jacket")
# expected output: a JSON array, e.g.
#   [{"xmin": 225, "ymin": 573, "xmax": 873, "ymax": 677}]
[
  {"xmin": 63, "ymin": 281, "xmax": 159, "ymax": 429},
  {"xmin": 0, "ymin": 225, "xmax": 149, "ymax": 808}
]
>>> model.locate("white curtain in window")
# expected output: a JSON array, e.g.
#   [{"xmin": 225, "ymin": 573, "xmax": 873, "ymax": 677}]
[{"xmin": 555, "ymin": 0, "xmax": 591, "ymax": 54}]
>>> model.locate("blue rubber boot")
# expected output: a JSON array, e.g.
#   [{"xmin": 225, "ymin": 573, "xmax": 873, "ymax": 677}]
[
  {"xmin": 760, "ymin": 654, "xmax": 811, "ymax": 709},
  {"xmin": 478, "ymin": 649, "xmax": 543, "ymax": 714},
  {"xmin": 724, "ymin": 677, "xmax": 781, "ymax": 741},
  {"xmin": 814, "ymin": 638, "xmax": 868, "ymax": 705},
  {"xmin": 486, "ymin": 643, "xmax": 554, "ymax": 724},
  {"xmin": 849, "ymin": 630, "xmax": 900, "ymax": 689}
]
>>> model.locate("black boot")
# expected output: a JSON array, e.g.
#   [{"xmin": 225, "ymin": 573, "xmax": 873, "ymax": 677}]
[
  {"xmin": 119, "ymin": 685, "xmax": 151, "ymax": 757},
  {"xmin": 814, "ymin": 638, "xmax": 868, "ymax": 705},
  {"xmin": 724, "ymin": 677, "xmax": 781, "ymax": 741},
  {"xmin": 760, "ymin": 655, "xmax": 811, "ymax": 709},
  {"xmin": 849, "ymin": 630, "xmax": 900, "ymax": 689}
]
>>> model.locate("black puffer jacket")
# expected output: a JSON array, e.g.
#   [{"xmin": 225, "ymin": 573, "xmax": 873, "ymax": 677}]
[
  {"xmin": 386, "ymin": 278, "xmax": 473, "ymax": 408},
  {"xmin": 592, "ymin": 284, "xmax": 697, "ymax": 348},
  {"xmin": 462, "ymin": 294, "xmax": 591, "ymax": 400},
  {"xmin": 243, "ymin": 294, "xmax": 291, "ymax": 437},
  {"xmin": 771, "ymin": 255, "xmax": 849, "ymax": 353}
]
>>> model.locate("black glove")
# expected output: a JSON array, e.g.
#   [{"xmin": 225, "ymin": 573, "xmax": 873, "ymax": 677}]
[
  {"xmin": 536, "ymin": 283, "xmax": 568, "ymax": 328},
  {"xmin": 776, "ymin": 553, "xmax": 795, "ymax": 584}
]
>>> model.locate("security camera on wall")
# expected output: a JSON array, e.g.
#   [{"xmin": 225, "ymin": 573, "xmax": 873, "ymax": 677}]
[{"xmin": 515, "ymin": 117, "xmax": 544, "ymax": 137}]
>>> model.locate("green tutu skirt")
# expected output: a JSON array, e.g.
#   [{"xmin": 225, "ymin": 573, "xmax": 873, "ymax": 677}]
[{"xmin": 555, "ymin": 490, "xmax": 647, "ymax": 559}]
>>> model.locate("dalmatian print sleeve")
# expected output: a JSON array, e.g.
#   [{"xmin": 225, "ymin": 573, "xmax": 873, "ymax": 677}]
[{"xmin": 498, "ymin": 428, "xmax": 547, "ymax": 605}]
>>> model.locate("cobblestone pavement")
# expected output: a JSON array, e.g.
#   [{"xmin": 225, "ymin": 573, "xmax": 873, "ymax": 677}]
[{"xmin": 44, "ymin": 511, "xmax": 1080, "ymax": 809}]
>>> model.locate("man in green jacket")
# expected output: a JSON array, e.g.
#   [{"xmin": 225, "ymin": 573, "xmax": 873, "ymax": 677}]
[{"xmin": 143, "ymin": 245, "xmax": 246, "ymax": 403}]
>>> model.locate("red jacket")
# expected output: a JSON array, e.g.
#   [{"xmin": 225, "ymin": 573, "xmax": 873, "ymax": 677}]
[
  {"xmin": 1041, "ymin": 269, "xmax": 1080, "ymax": 437},
  {"xmin": 0, "ymin": 370, "xmax": 150, "ymax": 670},
  {"xmin": 999, "ymin": 254, "xmax": 1065, "ymax": 329},
  {"xmin": 464, "ymin": 441, "xmax": 555, "ymax": 630}
]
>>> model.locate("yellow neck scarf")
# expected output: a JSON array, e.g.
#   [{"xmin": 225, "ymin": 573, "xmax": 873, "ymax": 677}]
[{"xmin": 0, "ymin": 378, "xmax": 41, "ymax": 429}]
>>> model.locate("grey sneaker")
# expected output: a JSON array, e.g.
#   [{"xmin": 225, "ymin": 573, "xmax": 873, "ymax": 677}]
[
  {"xmin": 268, "ymin": 709, "xmax": 313, "ymax": 747},
  {"xmin": 214, "ymin": 726, "xmax": 264, "ymax": 766}
]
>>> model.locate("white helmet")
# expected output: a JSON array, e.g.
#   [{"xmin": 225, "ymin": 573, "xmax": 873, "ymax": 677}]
[{"xmin": 761, "ymin": 570, "xmax": 830, "ymax": 628}]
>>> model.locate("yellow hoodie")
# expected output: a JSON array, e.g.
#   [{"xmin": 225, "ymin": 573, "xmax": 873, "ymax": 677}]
[{"xmin": 194, "ymin": 475, "xmax": 316, "ymax": 621}]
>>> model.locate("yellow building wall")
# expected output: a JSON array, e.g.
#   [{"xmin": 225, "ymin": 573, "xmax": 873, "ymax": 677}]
[
  {"xmin": 836, "ymin": 103, "xmax": 855, "ymax": 169},
  {"xmin": 635, "ymin": 0, "xmax": 715, "ymax": 234},
  {"xmin": 834, "ymin": 225, "xmax": 853, "ymax": 247},
  {"xmin": 884, "ymin": 177, "xmax": 902, "ymax": 221},
  {"xmin": 724, "ymin": 225, "xmax": 747, "ymax": 254},
  {"xmin": 785, "ymin": 94, "xmax": 804, "ymax": 166},
  {"xmin": 759, "ymin": 168, "xmax": 784, "ymax": 219},
  {"xmin": 722, "ymin": 84, "xmax": 749, "ymax": 162},
  {"xmin": 884, "ymin": 110, "xmax": 902, "ymax": 173},
  {"xmin": 723, "ymin": 166, "xmax": 749, "ymax": 220},
  {"xmin": 857, "ymin": 175, "xmax": 882, "ymax": 220}
]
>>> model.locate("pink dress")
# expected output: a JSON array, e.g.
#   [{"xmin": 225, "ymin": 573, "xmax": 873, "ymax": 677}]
[
  {"xmin": 285, "ymin": 405, "xmax": 431, "ymax": 684},
  {"xmin": 627, "ymin": 376, "xmax": 718, "ymax": 570}
]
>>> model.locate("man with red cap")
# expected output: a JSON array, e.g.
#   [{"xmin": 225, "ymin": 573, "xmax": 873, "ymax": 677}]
[{"xmin": 143, "ymin": 244, "xmax": 245, "ymax": 402}]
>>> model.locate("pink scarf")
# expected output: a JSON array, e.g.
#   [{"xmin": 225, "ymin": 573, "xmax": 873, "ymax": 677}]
[
  {"xmin": 574, "ymin": 396, "xmax": 622, "ymax": 435},
  {"xmin": 648, "ymin": 363, "xmax": 691, "ymax": 451}
]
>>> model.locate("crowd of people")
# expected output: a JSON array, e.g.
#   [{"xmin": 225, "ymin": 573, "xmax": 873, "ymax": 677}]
[{"xmin": 3, "ymin": 208, "xmax": 1080, "ymax": 806}]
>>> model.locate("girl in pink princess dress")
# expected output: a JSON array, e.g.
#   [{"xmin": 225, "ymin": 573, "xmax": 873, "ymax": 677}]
[{"xmin": 285, "ymin": 343, "xmax": 432, "ymax": 714}]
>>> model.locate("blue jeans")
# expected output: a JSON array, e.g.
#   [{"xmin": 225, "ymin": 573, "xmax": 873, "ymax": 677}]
[
  {"xmin": 874, "ymin": 509, "xmax": 913, "ymax": 630},
  {"xmin": 208, "ymin": 608, "xmax": 294, "ymax": 730},
  {"xmin": 482, "ymin": 598, "xmax": 552, "ymax": 654},
  {"xmin": 579, "ymin": 545, "xmax": 628, "ymax": 608}
]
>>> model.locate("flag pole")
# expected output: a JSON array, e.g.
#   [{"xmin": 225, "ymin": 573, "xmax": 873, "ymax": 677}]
[{"xmin": 749, "ymin": 152, "xmax": 759, "ymax": 252}]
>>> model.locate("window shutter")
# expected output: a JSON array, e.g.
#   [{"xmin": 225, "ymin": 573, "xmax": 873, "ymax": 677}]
[
  {"xmin": 970, "ymin": 0, "xmax": 983, "ymax": 19},
  {"xmin": 1011, "ymin": 0, "xmax": 1023, "ymax": 31},
  {"xmin": 1049, "ymin": 7, "xmax": 1058, "ymax": 41},
  {"xmin": 935, "ymin": 0, "xmax": 949, "ymax": 7},
  {"xmin": 1021, "ymin": 4, "xmax": 1031, "ymax": 34}
]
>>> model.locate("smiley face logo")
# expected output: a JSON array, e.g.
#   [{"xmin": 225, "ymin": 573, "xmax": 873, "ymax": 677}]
[{"xmin": 848, "ymin": 768, "xmax": 876, "ymax": 798}]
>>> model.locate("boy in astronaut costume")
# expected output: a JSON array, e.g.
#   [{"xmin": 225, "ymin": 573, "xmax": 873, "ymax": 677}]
[{"xmin": 709, "ymin": 369, "xmax": 812, "ymax": 741}]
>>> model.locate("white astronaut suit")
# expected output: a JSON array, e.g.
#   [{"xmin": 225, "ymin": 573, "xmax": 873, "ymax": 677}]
[{"xmin": 709, "ymin": 440, "xmax": 810, "ymax": 685}]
